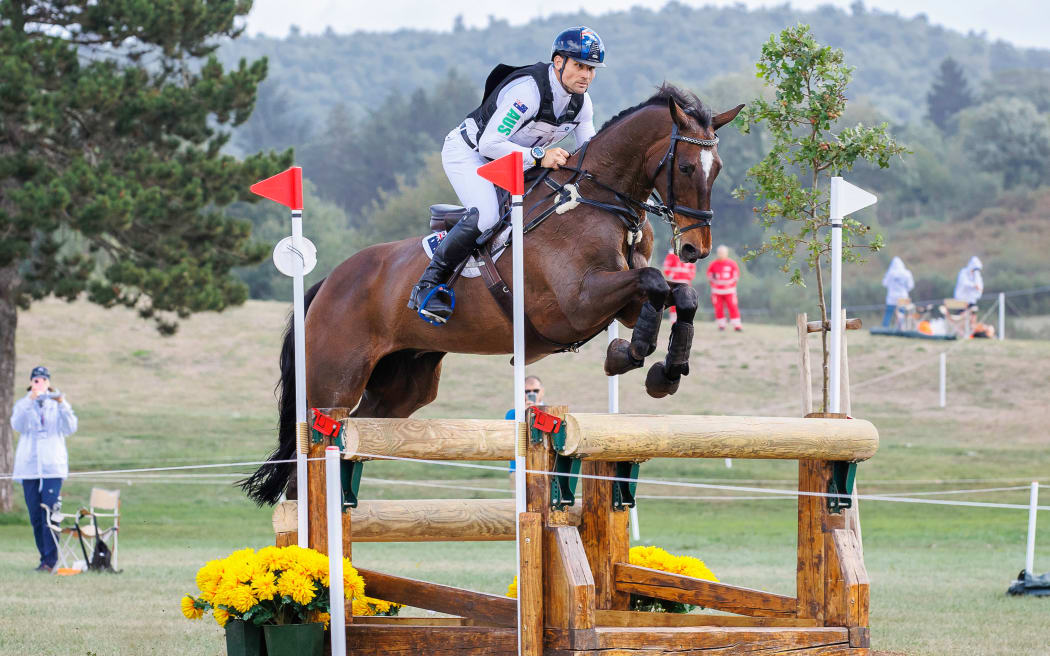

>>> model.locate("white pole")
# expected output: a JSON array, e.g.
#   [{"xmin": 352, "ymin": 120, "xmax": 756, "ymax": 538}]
[
  {"xmin": 939, "ymin": 352, "xmax": 946, "ymax": 408},
  {"xmin": 606, "ymin": 324, "xmax": 641, "ymax": 541},
  {"xmin": 829, "ymin": 182, "xmax": 844, "ymax": 414},
  {"xmin": 511, "ymin": 192, "xmax": 526, "ymax": 656},
  {"xmin": 999, "ymin": 292, "xmax": 1005, "ymax": 341},
  {"xmin": 1026, "ymin": 482, "xmax": 1039, "ymax": 575},
  {"xmin": 292, "ymin": 209, "xmax": 309, "ymax": 548},
  {"xmin": 325, "ymin": 446, "xmax": 346, "ymax": 656}
]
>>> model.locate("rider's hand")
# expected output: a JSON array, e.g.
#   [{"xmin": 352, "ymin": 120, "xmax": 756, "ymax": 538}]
[{"xmin": 541, "ymin": 148, "xmax": 570, "ymax": 170}]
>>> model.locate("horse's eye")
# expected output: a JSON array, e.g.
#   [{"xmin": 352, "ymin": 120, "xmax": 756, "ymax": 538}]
[{"xmin": 678, "ymin": 164, "xmax": 696, "ymax": 175}]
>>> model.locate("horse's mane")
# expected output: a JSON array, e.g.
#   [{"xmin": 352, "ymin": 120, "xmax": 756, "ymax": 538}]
[{"xmin": 597, "ymin": 83, "xmax": 711, "ymax": 134}]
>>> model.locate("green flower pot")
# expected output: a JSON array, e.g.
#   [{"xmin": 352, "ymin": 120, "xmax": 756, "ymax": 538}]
[
  {"xmin": 263, "ymin": 623, "xmax": 324, "ymax": 656},
  {"xmin": 225, "ymin": 619, "xmax": 266, "ymax": 656}
]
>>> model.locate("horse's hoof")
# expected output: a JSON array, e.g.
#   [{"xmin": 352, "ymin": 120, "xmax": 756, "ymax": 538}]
[
  {"xmin": 645, "ymin": 362, "xmax": 680, "ymax": 399},
  {"xmin": 605, "ymin": 338, "xmax": 644, "ymax": 376}
]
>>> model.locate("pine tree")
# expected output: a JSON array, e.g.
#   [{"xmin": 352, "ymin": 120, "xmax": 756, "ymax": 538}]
[
  {"xmin": 926, "ymin": 57, "xmax": 976, "ymax": 131},
  {"xmin": 0, "ymin": 1, "xmax": 291, "ymax": 511}
]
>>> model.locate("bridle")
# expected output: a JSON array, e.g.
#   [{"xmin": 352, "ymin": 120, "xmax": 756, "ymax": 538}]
[{"xmin": 649, "ymin": 123, "xmax": 718, "ymax": 257}]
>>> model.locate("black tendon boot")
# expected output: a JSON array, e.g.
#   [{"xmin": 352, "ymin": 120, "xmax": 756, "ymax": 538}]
[
  {"xmin": 408, "ymin": 208, "xmax": 483, "ymax": 324},
  {"xmin": 645, "ymin": 285, "xmax": 697, "ymax": 398}
]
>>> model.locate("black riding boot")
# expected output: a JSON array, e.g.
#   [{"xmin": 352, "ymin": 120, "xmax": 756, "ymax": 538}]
[{"xmin": 407, "ymin": 208, "xmax": 482, "ymax": 324}]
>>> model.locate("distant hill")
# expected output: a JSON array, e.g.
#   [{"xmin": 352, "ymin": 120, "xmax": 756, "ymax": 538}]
[{"xmin": 217, "ymin": 2, "xmax": 1050, "ymax": 138}]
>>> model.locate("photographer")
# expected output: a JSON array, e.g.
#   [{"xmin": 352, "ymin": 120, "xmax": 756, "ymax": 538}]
[
  {"xmin": 10, "ymin": 366, "xmax": 78, "ymax": 572},
  {"xmin": 506, "ymin": 376, "xmax": 545, "ymax": 483}
]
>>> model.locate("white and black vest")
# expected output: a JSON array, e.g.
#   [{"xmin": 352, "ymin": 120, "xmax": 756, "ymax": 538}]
[{"xmin": 465, "ymin": 62, "xmax": 585, "ymax": 149}]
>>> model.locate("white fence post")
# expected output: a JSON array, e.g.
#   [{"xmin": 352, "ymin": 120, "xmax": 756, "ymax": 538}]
[
  {"xmin": 325, "ymin": 446, "xmax": 346, "ymax": 656},
  {"xmin": 999, "ymin": 292, "xmax": 1005, "ymax": 341},
  {"xmin": 1026, "ymin": 482, "xmax": 1039, "ymax": 575},
  {"xmin": 939, "ymin": 353, "xmax": 946, "ymax": 408}
]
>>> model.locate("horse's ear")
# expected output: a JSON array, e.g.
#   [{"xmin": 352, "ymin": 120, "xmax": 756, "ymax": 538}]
[
  {"xmin": 668, "ymin": 97, "xmax": 691, "ymax": 130},
  {"xmin": 712, "ymin": 104, "xmax": 745, "ymax": 131}
]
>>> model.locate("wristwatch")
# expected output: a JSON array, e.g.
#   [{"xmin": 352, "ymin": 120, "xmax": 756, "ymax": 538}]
[{"xmin": 531, "ymin": 146, "xmax": 546, "ymax": 167}]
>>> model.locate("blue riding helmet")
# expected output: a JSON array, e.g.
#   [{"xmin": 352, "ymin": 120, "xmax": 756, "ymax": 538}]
[{"xmin": 551, "ymin": 26, "xmax": 606, "ymax": 68}]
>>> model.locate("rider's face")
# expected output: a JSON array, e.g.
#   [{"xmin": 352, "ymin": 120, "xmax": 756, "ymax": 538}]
[{"xmin": 555, "ymin": 57, "xmax": 596, "ymax": 94}]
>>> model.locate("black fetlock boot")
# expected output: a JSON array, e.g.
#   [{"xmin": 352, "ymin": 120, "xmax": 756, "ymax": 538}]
[{"xmin": 408, "ymin": 208, "xmax": 483, "ymax": 324}]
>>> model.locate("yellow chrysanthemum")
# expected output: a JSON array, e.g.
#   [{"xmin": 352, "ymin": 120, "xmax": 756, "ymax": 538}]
[
  {"xmin": 507, "ymin": 577, "xmax": 518, "ymax": 599},
  {"xmin": 195, "ymin": 560, "xmax": 225, "ymax": 602},
  {"xmin": 343, "ymin": 561, "xmax": 365, "ymax": 601},
  {"xmin": 225, "ymin": 585, "xmax": 259, "ymax": 614},
  {"xmin": 181, "ymin": 595, "xmax": 204, "ymax": 620},
  {"xmin": 213, "ymin": 607, "xmax": 230, "ymax": 628},
  {"xmin": 277, "ymin": 568, "xmax": 317, "ymax": 605},
  {"xmin": 628, "ymin": 546, "xmax": 718, "ymax": 582},
  {"xmin": 351, "ymin": 598, "xmax": 369, "ymax": 616},
  {"xmin": 251, "ymin": 569, "xmax": 278, "ymax": 600},
  {"xmin": 310, "ymin": 611, "xmax": 332, "ymax": 628}
]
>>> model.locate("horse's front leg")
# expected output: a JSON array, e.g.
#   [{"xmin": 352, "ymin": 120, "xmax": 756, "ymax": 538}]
[
  {"xmin": 645, "ymin": 282, "xmax": 698, "ymax": 398},
  {"xmin": 601, "ymin": 267, "xmax": 670, "ymax": 377}
]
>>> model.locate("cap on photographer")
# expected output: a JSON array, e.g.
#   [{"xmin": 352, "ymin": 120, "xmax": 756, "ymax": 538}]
[{"xmin": 10, "ymin": 366, "xmax": 78, "ymax": 572}]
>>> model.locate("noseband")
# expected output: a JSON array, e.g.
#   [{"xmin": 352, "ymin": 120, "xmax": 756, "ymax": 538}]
[{"xmin": 651, "ymin": 124, "xmax": 718, "ymax": 256}]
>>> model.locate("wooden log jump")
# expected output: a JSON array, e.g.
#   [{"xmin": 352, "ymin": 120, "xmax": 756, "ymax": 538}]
[{"xmin": 279, "ymin": 408, "xmax": 878, "ymax": 655}]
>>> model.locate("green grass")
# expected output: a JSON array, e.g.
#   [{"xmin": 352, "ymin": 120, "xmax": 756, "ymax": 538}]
[{"xmin": 1, "ymin": 298, "xmax": 1048, "ymax": 655}]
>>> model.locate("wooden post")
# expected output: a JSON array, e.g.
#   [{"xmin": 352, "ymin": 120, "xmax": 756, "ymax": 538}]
[
  {"xmin": 579, "ymin": 460, "xmax": 631, "ymax": 611},
  {"xmin": 797, "ymin": 313, "xmax": 813, "ymax": 416},
  {"xmin": 796, "ymin": 460, "xmax": 831, "ymax": 621},
  {"xmin": 519, "ymin": 512, "xmax": 543, "ymax": 656}
]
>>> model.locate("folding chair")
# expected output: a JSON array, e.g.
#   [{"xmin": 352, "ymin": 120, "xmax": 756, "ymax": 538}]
[
  {"xmin": 45, "ymin": 488, "xmax": 120, "ymax": 574},
  {"xmin": 894, "ymin": 297, "xmax": 916, "ymax": 331},
  {"xmin": 942, "ymin": 298, "xmax": 973, "ymax": 338},
  {"xmin": 42, "ymin": 502, "xmax": 90, "ymax": 574}
]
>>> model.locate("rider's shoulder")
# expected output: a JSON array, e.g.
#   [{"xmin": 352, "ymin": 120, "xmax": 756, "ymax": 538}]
[{"xmin": 497, "ymin": 76, "xmax": 542, "ymax": 110}]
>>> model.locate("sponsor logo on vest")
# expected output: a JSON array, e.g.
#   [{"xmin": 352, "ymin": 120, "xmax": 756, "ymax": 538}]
[{"xmin": 497, "ymin": 107, "xmax": 522, "ymax": 135}]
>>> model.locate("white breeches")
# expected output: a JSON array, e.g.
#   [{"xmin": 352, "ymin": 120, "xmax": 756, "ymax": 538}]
[{"xmin": 441, "ymin": 130, "xmax": 502, "ymax": 232}]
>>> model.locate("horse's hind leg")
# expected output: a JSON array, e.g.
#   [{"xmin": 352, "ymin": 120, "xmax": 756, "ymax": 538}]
[
  {"xmin": 353, "ymin": 350, "xmax": 446, "ymax": 418},
  {"xmin": 605, "ymin": 267, "xmax": 671, "ymax": 376},
  {"xmin": 645, "ymin": 282, "xmax": 698, "ymax": 398}
]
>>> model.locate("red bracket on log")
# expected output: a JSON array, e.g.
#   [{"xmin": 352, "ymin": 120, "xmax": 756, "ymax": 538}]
[
  {"xmin": 531, "ymin": 409, "xmax": 562, "ymax": 434},
  {"xmin": 311, "ymin": 408, "xmax": 341, "ymax": 439}
]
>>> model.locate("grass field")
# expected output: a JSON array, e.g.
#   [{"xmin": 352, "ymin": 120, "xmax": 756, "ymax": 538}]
[{"xmin": 1, "ymin": 297, "xmax": 1048, "ymax": 656}]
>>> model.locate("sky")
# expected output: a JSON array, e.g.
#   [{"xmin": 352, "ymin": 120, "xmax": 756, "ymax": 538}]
[{"xmin": 246, "ymin": 0, "xmax": 1048, "ymax": 50}]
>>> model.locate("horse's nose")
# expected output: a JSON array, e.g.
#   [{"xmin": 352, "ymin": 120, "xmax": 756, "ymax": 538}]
[{"xmin": 679, "ymin": 243, "xmax": 700, "ymax": 263}]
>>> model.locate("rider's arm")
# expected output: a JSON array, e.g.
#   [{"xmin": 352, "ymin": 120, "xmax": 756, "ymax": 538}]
[
  {"xmin": 476, "ymin": 79, "xmax": 542, "ymax": 166},
  {"xmin": 573, "ymin": 94, "xmax": 596, "ymax": 149}
]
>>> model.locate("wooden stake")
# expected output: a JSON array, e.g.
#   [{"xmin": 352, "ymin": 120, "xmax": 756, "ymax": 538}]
[{"xmin": 797, "ymin": 313, "xmax": 813, "ymax": 416}]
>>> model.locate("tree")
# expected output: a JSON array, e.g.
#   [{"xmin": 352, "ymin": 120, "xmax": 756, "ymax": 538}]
[
  {"xmin": 956, "ymin": 98, "xmax": 1050, "ymax": 189},
  {"xmin": 926, "ymin": 57, "xmax": 976, "ymax": 132},
  {"xmin": 0, "ymin": 1, "xmax": 291, "ymax": 512},
  {"xmin": 733, "ymin": 25, "xmax": 906, "ymax": 412}
]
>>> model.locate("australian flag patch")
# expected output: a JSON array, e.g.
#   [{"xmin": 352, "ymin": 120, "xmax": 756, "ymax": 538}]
[{"xmin": 513, "ymin": 100, "xmax": 528, "ymax": 114}]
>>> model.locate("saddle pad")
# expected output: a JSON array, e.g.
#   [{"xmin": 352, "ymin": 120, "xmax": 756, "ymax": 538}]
[{"xmin": 421, "ymin": 227, "xmax": 510, "ymax": 279}]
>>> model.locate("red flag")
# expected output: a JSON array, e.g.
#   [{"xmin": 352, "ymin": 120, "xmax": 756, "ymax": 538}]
[
  {"xmin": 477, "ymin": 152, "xmax": 524, "ymax": 195},
  {"xmin": 250, "ymin": 167, "xmax": 303, "ymax": 210}
]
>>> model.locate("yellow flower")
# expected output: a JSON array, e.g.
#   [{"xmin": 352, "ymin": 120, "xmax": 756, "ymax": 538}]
[
  {"xmin": 311, "ymin": 611, "xmax": 332, "ymax": 628},
  {"xmin": 507, "ymin": 577, "xmax": 518, "ymax": 599},
  {"xmin": 181, "ymin": 595, "xmax": 204, "ymax": 620},
  {"xmin": 629, "ymin": 545, "xmax": 718, "ymax": 582},
  {"xmin": 277, "ymin": 568, "xmax": 317, "ymax": 605},
  {"xmin": 214, "ymin": 607, "xmax": 230, "ymax": 628},
  {"xmin": 195, "ymin": 560, "xmax": 224, "ymax": 602},
  {"xmin": 226, "ymin": 585, "xmax": 258, "ymax": 614},
  {"xmin": 343, "ymin": 561, "xmax": 365, "ymax": 601},
  {"xmin": 251, "ymin": 569, "xmax": 278, "ymax": 600}
]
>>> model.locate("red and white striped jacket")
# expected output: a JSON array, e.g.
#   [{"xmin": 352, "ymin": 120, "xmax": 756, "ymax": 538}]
[
  {"xmin": 661, "ymin": 252, "xmax": 696, "ymax": 284},
  {"xmin": 706, "ymin": 258, "xmax": 739, "ymax": 294}
]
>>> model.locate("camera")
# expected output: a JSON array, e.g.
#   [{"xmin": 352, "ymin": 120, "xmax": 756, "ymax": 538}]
[{"xmin": 525, "ymin": 391, "xmax": 538, "ymax": 404}]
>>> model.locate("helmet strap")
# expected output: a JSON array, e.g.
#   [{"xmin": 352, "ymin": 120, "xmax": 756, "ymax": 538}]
[{"xmin": 555, "ymin": 56, "xmax": 572, "ymax": 94}]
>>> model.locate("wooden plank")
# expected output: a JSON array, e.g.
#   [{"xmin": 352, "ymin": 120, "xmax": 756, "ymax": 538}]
[
  {"xmin": 833, "ymin": 529, "xmax": 870, "ymax": 629},
  {"xmin": 594, "ymin": 609, "xmax": 820, "ymax": 628},
  {"xmin": 797, "ymin": 460, "xmax": 828, "ymax": 621},
  {"xmin": 559, "ymin": 414, "xmax": 879, "ymax": 462},
  {"xmin": 798, "ymin": 312, "xmax": 813, "ymax": 416},
  {"xmin": 613, "ymin": 564, "xmax": 796, "ymax": 618},
  {"xmin": 579, "ymin": 461, "xmax": 631, "ymax": 611},
  {"xmin": 345, "ymin": 625, "xmax": 516, "ymax": 655},
  {"xmin": 519, "ymin": 512, "xmax": 543, "ymax": 656},
  {"xmin": 342, "ymin": 418, "xmax": 515, "ymax": 461},
  {"xmin": 307, "ymin": 440, "xmax": 327, "ymax": 553},
  {"xmin": 807, "ymin": 317, "xmax": 862, "ymax": 333},
  {"xmin": 587, "ymin": 625, "xmax": 851, "ymax": 651},
  {"xmin": 351, "ymin": 616, "xmax": 468, "ymax": 626},
  {"xmin": 274, "ymin": 531, "xmax": 295, "ymax": 548},
  {"xmin": 355, "ymin": 568, "xmax": 517, "ymax": 627},
  {"xmin": 823, "ymin": 516, "xmax": 848, "ymax": 627},
  {"xmin": 544, "ymin": 525, "xmax": 595, "ymax": 629},
  {"xmin": 273, "ymin": 499, "xmax": 516, "ymax": 542}
]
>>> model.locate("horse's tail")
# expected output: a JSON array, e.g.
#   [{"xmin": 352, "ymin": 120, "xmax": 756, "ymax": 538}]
[{"xmin": 240, "ymin": 278, "xmax": 327, "ymax": 506}]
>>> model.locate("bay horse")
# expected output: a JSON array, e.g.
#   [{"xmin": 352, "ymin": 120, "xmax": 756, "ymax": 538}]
[{"xmin": 243, "ymin": 85, "xmax": 743, "ymax": 505}]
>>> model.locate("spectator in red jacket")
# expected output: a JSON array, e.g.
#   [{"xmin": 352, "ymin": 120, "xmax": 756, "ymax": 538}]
[
  {"xmin": 661, "ymin": 250, "xmax": 696, "ymax": 323},
  {"xmin": 706, "ymin": 245, "xmax": 742, "ymax": 332}
]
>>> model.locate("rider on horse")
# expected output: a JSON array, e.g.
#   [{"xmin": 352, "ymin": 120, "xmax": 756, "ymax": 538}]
[{"xmin": 407, "ymin": 26, "xmax": 606, "ymax": 324}]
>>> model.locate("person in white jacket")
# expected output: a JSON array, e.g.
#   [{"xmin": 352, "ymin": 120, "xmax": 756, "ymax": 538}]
[
  {"xmin": 954, "ymin": 256, "xmax": 984, "ymax": 306},
  {"xmin": 881, "ymin": 257, "xmax": 915, "ymax": 327},
  {"xmin": 10, "ymin": 365, "xmax": 78, "ymax": 572}
]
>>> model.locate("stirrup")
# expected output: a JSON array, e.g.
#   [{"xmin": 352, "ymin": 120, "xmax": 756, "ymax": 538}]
[{"xmin": 416, "ymin": 284, "xmax": 455, "ymax": 326}]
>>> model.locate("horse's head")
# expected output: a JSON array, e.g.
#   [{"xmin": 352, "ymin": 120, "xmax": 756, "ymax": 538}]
[{"xmin": 654, "ymin": 98, "xmax": 744, "ymax": 263}]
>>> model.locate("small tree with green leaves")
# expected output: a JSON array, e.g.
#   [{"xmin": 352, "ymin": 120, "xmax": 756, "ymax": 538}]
[{"xmin": 733, "ymin": 25, "xmax": 906, "ymax": 412}]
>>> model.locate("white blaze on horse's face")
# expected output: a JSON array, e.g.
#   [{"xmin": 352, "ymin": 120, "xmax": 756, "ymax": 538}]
[{"xmin": 700, "ymin": 150, "xmax": 714, "ymax": 180}]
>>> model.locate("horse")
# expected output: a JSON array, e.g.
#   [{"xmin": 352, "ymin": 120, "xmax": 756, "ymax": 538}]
[{"xmin": 243, "ymin": 84, "xmax": 743, "ymax": 505}]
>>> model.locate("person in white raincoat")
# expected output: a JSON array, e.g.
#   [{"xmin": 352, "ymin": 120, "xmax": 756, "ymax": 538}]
[
  {"xmin": 10, "ymin": 366, "xmax": 78, "ymax": 572},
  {"xmin": 954, "ymin": 256, "xmax": 984, "ymax": 306},
  {"xmin": 881, "ymin": 257, "xmax": 915, "ymax": 327}
]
